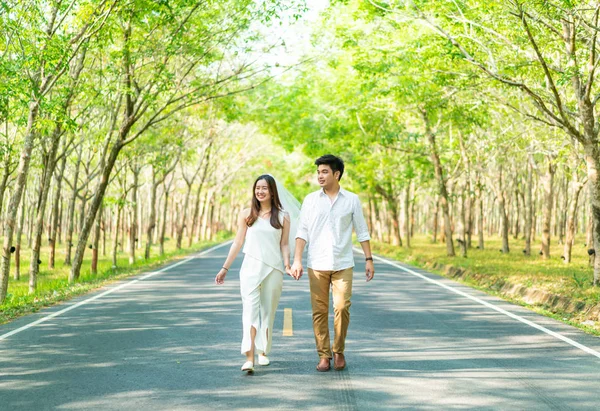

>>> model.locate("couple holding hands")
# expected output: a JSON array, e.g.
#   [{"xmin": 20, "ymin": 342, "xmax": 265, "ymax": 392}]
[{"xmin": 215, "ymin": 154, "xmax": 375, "ymax": 373}]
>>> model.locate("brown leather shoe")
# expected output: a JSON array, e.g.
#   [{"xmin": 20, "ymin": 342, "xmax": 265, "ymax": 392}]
[
  {"xmin": 316, "ymin": 358, "xmax": 331, "ymax": 372},
  {"xmin": 333, "ymin": 352, "xmax": 346, "ymax": 370}
]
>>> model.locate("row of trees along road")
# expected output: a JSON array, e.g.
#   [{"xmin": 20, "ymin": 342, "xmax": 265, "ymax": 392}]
[
  {"xmin": 4, "ymin": 0, "xmax": 600, "ymax": 305},
  {"xmin": 231, "ymin": 1, "xmax": 600, "ymax": 283},
  {"xmin": 0, "ymin": 0, "xmax": 305, "ymax": 304}
]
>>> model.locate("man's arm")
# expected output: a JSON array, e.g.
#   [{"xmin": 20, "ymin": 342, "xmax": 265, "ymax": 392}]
[
  {"xmin": 291, "ymin": 196, "xmax": 310, "ymax": 280},
  {"xmin": 360, "ymin": 240, "xmax": 374, "ymax": 282},
  {"xmin": 353, "ymin": 195, "xmax": 374, "ymax": 282},
  {"xmin": 292, "ymin": 238, "xmax": 306, "ymax": 280}
]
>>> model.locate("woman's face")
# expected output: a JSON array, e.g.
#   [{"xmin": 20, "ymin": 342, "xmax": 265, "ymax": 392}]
[{"xmin": 255, "ymin": 179, "xmax": 272, "ymax": 204}]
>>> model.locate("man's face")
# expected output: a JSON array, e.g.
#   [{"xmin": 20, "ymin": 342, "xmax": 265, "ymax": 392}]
[{"xmin": 317, "ymin": 164, "xmax": 339, "ymax": 188}]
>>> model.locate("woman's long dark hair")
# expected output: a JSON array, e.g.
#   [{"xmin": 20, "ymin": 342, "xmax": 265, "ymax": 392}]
[{"xmin": 246, "ymin": 174, "xmax": 284, "ymax": 229}]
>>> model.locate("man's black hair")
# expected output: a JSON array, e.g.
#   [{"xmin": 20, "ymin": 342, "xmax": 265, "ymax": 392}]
[{"xmin": 315, "ymin": 154, "xmax": 344, "ymax": 181}]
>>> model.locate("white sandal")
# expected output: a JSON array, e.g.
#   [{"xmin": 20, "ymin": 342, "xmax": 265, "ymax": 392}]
[
  {"xmin": 241, "ymin": 361, "xmax": 254, "ymax": 372},
  {"xmin": 258, "ymin": 354, "xmax": 270, "ymax": 366}
]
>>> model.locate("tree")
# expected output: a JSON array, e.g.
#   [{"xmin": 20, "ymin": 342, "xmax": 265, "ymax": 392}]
[
  {"xmin": 390, "ymin": 0, "xmax": 600, "ymax": 282},
  {"xmin": 0, "ymin": 0, "xmax": 117, "ymax": 302},
  {"xmin": 69, "ymin": 0, "xmax": 300, "ymax": 281}
]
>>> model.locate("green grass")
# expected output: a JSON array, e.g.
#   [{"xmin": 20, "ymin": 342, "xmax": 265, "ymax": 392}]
[
  {"xmin": 6, "ymin": 231, "xmax": 599, "ymax": 335},
  {"xmin": 0, "ymin": 234, "xmax": 228, "ymax": 324},
  {"xmin": 371, "ymin": 234, "xmax": 600, "ymax": 334}
]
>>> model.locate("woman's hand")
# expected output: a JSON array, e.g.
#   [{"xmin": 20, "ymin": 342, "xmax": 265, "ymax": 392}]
[
  {"xmin": 215, "ymin": 268, "xmax": 228, "ymax": 285},
  {"xmin": 290, "ymin": 260, "xmax": 303, "ymax": 280},
  {"xmin": 285, "ymin": 265, "xmax": 293, "ymax": 277}
]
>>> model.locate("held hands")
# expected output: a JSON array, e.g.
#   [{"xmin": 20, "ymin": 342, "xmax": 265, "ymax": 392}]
[
  {"xmin": 365, "ymin": 260, "xmax": 375, "ymax": 282},
  {"xmin": 215, "ymin": 268, "xmax": 227, "ymax": 285},
  {"xmin": 290, "ymin": 261, "xmax": 303, "ymax": 281}
]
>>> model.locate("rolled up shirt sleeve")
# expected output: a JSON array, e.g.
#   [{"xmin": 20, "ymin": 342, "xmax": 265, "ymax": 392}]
[
  {"xmin": 352, "ymin": 195, "xmax": 371, "ymax": 242},
  {"xmin": 295, "ymin": 198, "xmax": 310, "ymax": 242}
]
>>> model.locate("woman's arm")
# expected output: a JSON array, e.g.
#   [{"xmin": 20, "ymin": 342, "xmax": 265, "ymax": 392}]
[
  {"xmin": 215, "ymin": 209, "xmax": 250, "ymax": 284},
  {"xmin": 280, "ymin": 213, "xmax": 291, "ymax": 274}
]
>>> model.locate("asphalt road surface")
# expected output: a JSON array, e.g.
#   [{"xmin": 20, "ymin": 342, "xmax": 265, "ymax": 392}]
[{"xmin": 1, "ymin": 242, "xmax": 600, "ymax": 410}]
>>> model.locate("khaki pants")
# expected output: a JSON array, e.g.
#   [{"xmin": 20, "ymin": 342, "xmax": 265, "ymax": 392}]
[{"xmin": 308, "ymin": 268, "xmax": 353, "ymax": 359}]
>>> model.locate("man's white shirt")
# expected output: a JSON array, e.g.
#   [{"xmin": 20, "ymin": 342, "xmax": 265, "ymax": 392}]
[{"xmin": 296, "ymin": 187, "xmax": 371, "ymax": 271}]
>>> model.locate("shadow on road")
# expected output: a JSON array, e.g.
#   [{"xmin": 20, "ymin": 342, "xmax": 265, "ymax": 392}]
[{"xmin": 1, "ymin": 251, "xmax": 599, "ymax": 410}]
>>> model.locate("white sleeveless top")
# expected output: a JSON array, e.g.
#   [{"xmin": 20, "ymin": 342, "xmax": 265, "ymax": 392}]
[{"xmin": 242, "ymin": 212, "xmax": 286, "ymax": 271}]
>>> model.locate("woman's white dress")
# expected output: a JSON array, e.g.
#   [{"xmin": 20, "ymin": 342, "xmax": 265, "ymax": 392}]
[{"xmin": 239, "ymin": 213, "xmax": 286, "ymax": 354}]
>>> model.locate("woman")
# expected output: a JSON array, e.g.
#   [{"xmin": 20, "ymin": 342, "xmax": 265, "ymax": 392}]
[{"xmin": 215, "ymin": 174, "xmax": 293, "ymax": 373}]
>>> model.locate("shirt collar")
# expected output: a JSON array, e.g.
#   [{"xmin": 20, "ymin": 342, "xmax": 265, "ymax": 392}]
[{"xmin": 319, "ymin": 186, "xmax": 346, "ymax": 197}]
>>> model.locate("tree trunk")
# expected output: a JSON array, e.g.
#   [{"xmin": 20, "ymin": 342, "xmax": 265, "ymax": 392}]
[
  {"xmin": 91, "ymin": 202, "xmax": 103, "ymax": 275},
  {"xmin": 440, "ymin": 200, "xmax": 446, "ymax": 243},
  {"xmin": 513, "ymin": 189, "xmax": 520, "ymax": 239},
  {"xmin": 212, "ymin": 197, "xmax": 222, "ymax": 236},
  {"xmin": 189, "ymin": 145, "xmax": 212, "ymax": 247},
  {"xmin": 372, "ymin": 197, "xmax": 382, "ymax": 242},
  {"xmin": 0, "ymin": 154, "xmax": 13, "ymax": 226},
  {"xmin": 27, "ymin": 193, "xmax": 34, "ymax": 248},
  {"xmin": 423, "ymin": 110, "xmax": 454, "ymax": 256},
  {"xmin": 127, "ymin": 217, "xmax": 132, "ymax": 253},
  {"xmin": 411, "ymin": 192, "xmax": 416, "ymax": 238},
  {"xmin": 487, "ymin": 194, "xmax": 494, "ymax": 237},
  {"xmin": 159, "ymin": 180, "xmax": 171, "ymax": 256},
  {"xmin": 432, "ymin": 197, "xmax": 439, "ymax": 243},
  {"xmin": 477, "ymin": 186, "xmax": 484, "ymax": 250},
  {"xmin": 582, "ymin": 140, "xmax": 600, "ymax": 284},
  {"xmin": 170, "ymin": 194, "xmax": 176, "ymax": 239},
  {"xmin": 208, "ymin": 198, "xmax": 216, "ymax": 240},
  {"xmin": 177, "ymin": 183, "xmax": 193, "ymax": 249},
  {"xmin": 531, "ymin": 181, "xmax": 537, "ymax": 243},
  {"xmin": 458, "ymin": 131, "xmax": 473, "ymax": 248},
  {"xmin": 404, "ymin": 184, "xmax": 411, "ymax": 248},
  {"xmin": 49, "ymin": 152, "xmax": 67, "ymax": 269},
  {"xmin": 368, "ymin": 197, "xmax": 376, "ymax": 237},
  {"xmin": 120, "ymin": 203, "xmax": 126, "ymax": 253},
  {"xmin": 564, "ymin": 176, "xmax": 585, "ymax": 264},
  {"xmin": 145, "ymin": 172, "xmax": 158, "ymax": 260},
  {"xmin": 129, "ymin": 165, "xmax": 140, "ymax": 265},
  {"xmin": 458, "ymin": 182, "xmax": 467, "ymax": 257},
  {"xmin": 524, "ymin": 159, "xmax": 533, "ymax": 256},
  {"xmin": 102, "ymin": 210, "xmax": 106, "ymax": 257},
  {"xmin": 65, "ymin": 147, "xmax": 82, "ymax": 266},
  {"xmin": 586, "ymin": 210, "xmax": 594, "ymax": 266},
  {"xmin": 58, "ymin": 199, "xmax": 63, "ymax": 245},
  {"xmin": 14, "ymin": 184, "xmax": 27, "ymax": 281},
  {"xmin": 541, "ymin": 157, "xmax": 555, "ymax": 259},
  {"xmin": 587, "ymin": 210, "xmax": 594, "ymax": 248},
  {"xmin": 70, "ymin": 140, "xmax": 123, "ymax": 283},
  {"xmin": 112, "ymin": 204, "xmax": 122, "ymax": 268},
  {"xmin": 199, "ymin": 189, "xmax": 211, "ymax": 241},
  {"xmin": 558, "ymin": 175, "xmax": 568, "ymax": 245},
  {"xmin": 138, "ymin": 198, "xmax": 143, "ymax": 251},
  {"xmin": 388, "ymin": 197, "xmax": 402, "ymax": 247},
  {"xmin": 189, "ymin": 185, "xmax": 203, "ymax": 248},
  {"xmin": 498, "ymin": 165, "xmax": 510, "ymax": 253},
  {"xmin": 0, "ymin": 101, "xmax": 40, "ymax": 303}
]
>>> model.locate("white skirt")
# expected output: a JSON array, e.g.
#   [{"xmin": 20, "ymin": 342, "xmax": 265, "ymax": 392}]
[{"xmin": 239, "ymin": 254, "xmax": 283, "ymax": 354}]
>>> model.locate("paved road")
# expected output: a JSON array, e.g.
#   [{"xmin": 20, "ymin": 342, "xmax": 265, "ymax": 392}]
[{"xmin": 1, "ymin": 242, "xmax": 600, "ymax": 410}]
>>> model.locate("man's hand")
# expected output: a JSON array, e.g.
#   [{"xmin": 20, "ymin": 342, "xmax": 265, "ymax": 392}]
[
  {"xmin": 365, "ymin": 260, "xmax": 375, "ymax": 282},
  {"xmin": 291, "ymin": 260, "xmax": 303, "ymax": 280}
]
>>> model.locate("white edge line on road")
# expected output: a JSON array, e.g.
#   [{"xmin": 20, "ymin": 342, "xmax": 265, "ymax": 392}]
[
  {"xmin": 354, "ymin": 247, "xmax": 600, "ymax": 360},
  {"xmin": 0, "ymin": 241, "xmax": 233, "ymax": 342}
]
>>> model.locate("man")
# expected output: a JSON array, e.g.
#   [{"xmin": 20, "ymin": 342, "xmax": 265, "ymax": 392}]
[{"xmin": 291, "ymin": 154, "xmax": 375, "ymax": 372}]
